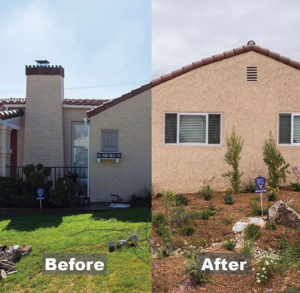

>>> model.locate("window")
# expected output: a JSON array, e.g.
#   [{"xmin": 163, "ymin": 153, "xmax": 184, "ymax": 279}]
[
  {"xmin": 72, "ymin": 122, "xmax": 88, "ymax": 177},
  {"xmin": 101, "ymin": 129, "xmax": 119, "ymax": 152},
  {"xmin": 278, "ymin": 113, "xmax": 300, "ymax": 144},
  {"xmin": 164, "ymin": 113, "xmax": 221, "ymax": 145}
]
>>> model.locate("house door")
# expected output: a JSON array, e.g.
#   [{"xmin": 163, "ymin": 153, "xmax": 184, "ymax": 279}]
[{"xmin": 10, "ymin": 129, "xmax": 17, "ymax": 178}]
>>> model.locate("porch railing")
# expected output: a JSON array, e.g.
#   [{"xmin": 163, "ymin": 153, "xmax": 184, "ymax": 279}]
[{"xmin": 6, "ymin": 165, "xmax": 88, "ymax": 198}]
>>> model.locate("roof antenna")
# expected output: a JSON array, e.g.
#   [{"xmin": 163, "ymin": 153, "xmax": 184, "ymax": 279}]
[{"xmin": 35, "ymin": 60, "xmax": 50, "ymax": 67}]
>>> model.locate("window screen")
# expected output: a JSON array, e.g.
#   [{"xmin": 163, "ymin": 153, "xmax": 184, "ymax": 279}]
[
  {"xmin": 293, "ymin": 115, "xmax": 300, "ymax": 143},
  {"xmin": 101, "ymin": 129, "xmax": 119, "ymax": 152},
  {"xmin": 165, "ymin": 114, "xmax": 177, "ymax": 143},
  {"xmin": 208, "ymin": 114, "xmax": 221, "ymax": 144},
  {"xmin": 279, "ymin": 114, "xmax": 291, "ymax": 144},
  {"xmin": 179, "ymin": 115, "xmax": 206, "ymax": 143}
]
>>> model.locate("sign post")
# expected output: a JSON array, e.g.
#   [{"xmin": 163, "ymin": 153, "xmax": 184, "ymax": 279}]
[
  {"xmin": 37, "ymin": 188, "xmax": 45, "ymax": 209},
  {"xmin": 255, "ymin": 176, "xmax": 267, "ymax": 215}
]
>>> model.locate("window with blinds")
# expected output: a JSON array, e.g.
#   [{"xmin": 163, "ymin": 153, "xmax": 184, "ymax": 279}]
[
  {"xmin": 279, "ymin": 114, "xmax": 291, "ymax": 144},
  {"xmin": 101, "ymin": 129, "xmax": 119, "ymax": 152},
  {"xmin": 293, "ymin": 116, "xmax": 300, "ymax": 143},
  {"xmin": 164, "ymin": 113, "xmax": 221, "ymax": 145},
  {"xmin": 278, "ymin": 113, "xmax": 300, "ymax": 144},
  {"xmin": 179, "ymin": 115, "xmax": 206, "ymax": 143}
]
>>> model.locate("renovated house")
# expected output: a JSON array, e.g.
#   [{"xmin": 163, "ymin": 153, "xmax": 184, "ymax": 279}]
[
  {"xmin": 2, "ymin": 41, "xmax": 300, "ymax": 202},
  {"xmin": 87, "ymin": 41, "xmax": 300, "ymax": 201}
]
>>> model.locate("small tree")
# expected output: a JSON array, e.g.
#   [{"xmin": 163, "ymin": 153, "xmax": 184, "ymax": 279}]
[
  {"xmin": 223, "ymin": 128, "xmax": 244, "ymax": 193},
  {"xmin": 263, "ymin": 133, "xmax": 289, "ymax": 188}
]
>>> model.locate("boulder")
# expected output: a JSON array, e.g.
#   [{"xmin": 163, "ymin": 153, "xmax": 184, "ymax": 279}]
[
  {"xmin": 268, "ymin": 200, "xmax": 300, "ymax": 227},
  {"xmin": 232, "ymin": 221, "xmax": 248, "ymax": 233},
  {"xmin": 232, "ymin": 217, "xmax": 265, "ymax": 233}
]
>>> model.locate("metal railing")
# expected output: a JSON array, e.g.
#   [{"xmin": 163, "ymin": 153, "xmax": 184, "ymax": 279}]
[{"xmin": 6, "ymin": 165, "xmax": 88, "ymax": 198}]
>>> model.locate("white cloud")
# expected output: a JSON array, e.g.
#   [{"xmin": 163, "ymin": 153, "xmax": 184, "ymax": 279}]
[{"xmin": 152, "ymin": 0, "xmax": 300, "ymax": 77}]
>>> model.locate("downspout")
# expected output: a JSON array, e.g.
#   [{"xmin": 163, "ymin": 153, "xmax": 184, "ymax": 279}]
[{"xmin": 84, "ymin": 117, "xmax": 90, "ymax": 201}]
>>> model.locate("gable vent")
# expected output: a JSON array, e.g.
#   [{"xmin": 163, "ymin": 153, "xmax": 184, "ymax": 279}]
[{"xmin": 247, "ymin": 66, "xmax": 257, "ymax": 81}]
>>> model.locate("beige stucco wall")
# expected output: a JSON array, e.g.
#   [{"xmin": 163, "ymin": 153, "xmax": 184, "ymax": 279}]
[
  {"xmin": 152, "ymin": 51, "xmax": 300, "ymax": 194},
  {"xmin": 89, "ymin": 90, "xmax": 151, "ymax": 202},
  {"xmin": 63, "ymin": 108, "xmax": 90, "ymax": 167}
]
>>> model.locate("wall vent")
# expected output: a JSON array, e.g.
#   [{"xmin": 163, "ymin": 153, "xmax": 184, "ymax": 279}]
[{"xmin": 247, "ymin": 66, "xmax": 257, "ymax": 81}]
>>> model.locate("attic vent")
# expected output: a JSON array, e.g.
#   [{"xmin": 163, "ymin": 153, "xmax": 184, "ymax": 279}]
[{"xmin": 247, "ymin": 66, "xmax": 257, "ymax": 82}]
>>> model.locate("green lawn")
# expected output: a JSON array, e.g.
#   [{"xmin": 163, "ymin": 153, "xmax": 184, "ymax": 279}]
[{"xmin": 0, "ymin": 208, "xmax": 151, "ymax": 293}]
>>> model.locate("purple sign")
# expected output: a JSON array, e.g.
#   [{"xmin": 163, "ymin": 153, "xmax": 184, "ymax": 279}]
[
  {"xmin": 255, "ymin": 176, "xmax": 266, "ymax": 191},
  {"xmin": 37, "ymin": 188, "xmax": 45, "ymax": 200}
]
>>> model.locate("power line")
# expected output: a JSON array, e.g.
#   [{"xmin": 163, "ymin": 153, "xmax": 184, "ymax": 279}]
[{"xmin": 0, "ymin": 80, "xmax": 150, "ymax": 94}]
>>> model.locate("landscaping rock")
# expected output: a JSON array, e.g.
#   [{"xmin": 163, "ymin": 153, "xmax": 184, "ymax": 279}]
[
  {"xmin": 232, "ymin": 221, "xmax": 248, "ymax": 233},
  {"xmin": 268, "ymin": 200, "xmax": 300, "ymax": 227},
  {"xmin": 232, "ymin": 217, "xmax": 266, "ymax": 233}
]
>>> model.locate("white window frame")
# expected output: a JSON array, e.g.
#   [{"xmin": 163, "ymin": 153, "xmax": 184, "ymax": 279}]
[
  {"xmin": 278, "ymin": 112, "xmax": 300, "ymax": 146},
  {"xmin": 164, "ymin": 112, "xmax": 222, "ymax": 146}
]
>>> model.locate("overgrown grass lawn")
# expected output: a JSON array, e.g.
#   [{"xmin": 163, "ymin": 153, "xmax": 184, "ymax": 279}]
[{"xmin": 0, "ymin": 208, "xmax": 151, "ymax": 293}]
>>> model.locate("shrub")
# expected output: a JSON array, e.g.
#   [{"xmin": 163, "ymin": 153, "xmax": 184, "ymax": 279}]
[
  {"xmin": 224, "ymin": 193, "xmax": 234, "ymax": 205},
  {"xmin": 291, "ymin": 166, "xmax": 300, "ymax": 191},
  {"xmin": 153, "ymin": 213, "xmax": 166, "ymax": 228},
  {"xmin": 244, "ymin": 224, "xmax": 261, "ymax": 241},
  {"xmin": 170, "ymin": 207, "xmax": 190, "ymax": 225},
  {"xmin": 185, "ymin": 260, "xmax": 209, "ymax": 284},
  {"xmin": 267, "ymin": 186, "xmax": 279, "ymax": 201},
  {"xmin": 223, "ymin": 128, "xmax": 244, "ymax": 193},
  {"xmin": 223, "ymin": 238, "xmax": 236, "ymax": 251},
  {"xmin": 223, "ymin": 213, "xmax": 233, "ymax": 225},
  {"xmin": 243, "ymin": 178, "xmax": 256, "ymax": 193},
  {"xmin": 250, "ymin": 201, "xmax": 268, "ymax": 216},
  {"xmin": 0, "ymin": 177, "xmax": 23, "ymax": 206},
  {"xmin": 278, "ymin": 237, "xmax": 288, "ymax": 250},
  {"xmin": 174, "ymin": 194, "xmax": 189, "ymax": 206},
  {"xmin": 254, "ymin": 256, "xmax": 278, "ymax": 285},
  {"xmin": 199, "ymin": 184, "xmax": 213, "ymax": 200},
  {"xmin": 53, "ymin": 173, "xmax": 77, "ymax": 207},
  {"xmin": 208, "ymin": 204, "xmax": 216, "ymax": 215},
  {"xmin": 199, "ymin": 210, "xmax": 210, "ymax": 220},
  {"xmin": 265, "ymin": 222, "xmax": 276, "ymax": 230},
  {"xmin": 156, "ymin": 225, "xmax": 170, "ymax": 237},
  {"xmin": 242, "ymin": 239, "xmax": 254, "ymax": 255},
  {"xmin": 263, "ymin": 132, "xmax": 290, "ymax": 188},
  {"xmin": 180, "ymin": 226, "xmax": 195, "ymax": 236}
]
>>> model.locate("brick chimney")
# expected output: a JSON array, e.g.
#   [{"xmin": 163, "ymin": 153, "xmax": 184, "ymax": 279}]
[{"xmin": 23, "ymin": 62, "xmax": 65, "ymax": 166}]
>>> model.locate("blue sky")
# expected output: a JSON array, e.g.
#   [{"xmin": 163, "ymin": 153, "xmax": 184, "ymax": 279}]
[{"xmin": 0, "ymin": 0, "xmax": 151, "ymax": 99}]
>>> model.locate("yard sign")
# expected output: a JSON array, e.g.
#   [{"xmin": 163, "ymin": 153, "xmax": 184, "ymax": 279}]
[
  {"xmin": 255, "ymin": 176, "xmax": 267, "ymax": 215},
  {"xmin": 37, "ymin": 188, "xmax": 45, "ymax": 209}
]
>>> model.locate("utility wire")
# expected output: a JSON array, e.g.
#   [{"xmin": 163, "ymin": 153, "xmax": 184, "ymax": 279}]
[{"xmin": 0, "ymin": 80, "xmax": 150, "ymax": 94}]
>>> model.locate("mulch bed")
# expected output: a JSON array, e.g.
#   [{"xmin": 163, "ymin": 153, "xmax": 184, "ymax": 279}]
[{"xmin": 152, "ymin": 187, "xmax": 300, "ymax": 293}]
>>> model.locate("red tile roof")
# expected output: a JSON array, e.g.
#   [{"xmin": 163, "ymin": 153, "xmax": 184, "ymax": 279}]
[
  {"xmin": 87, "ymin": 41, "xmax": 300, "ymax": 118},
  {"xmin": 63, "ymin": 98, "xmax": 108, "ymax": 106},
  {"xmin": 0, "ymin": 108, "xmax": 24, "ymax": 120},
  {"xmin": 0, "ymin": 98, "xmax": 107, "ymax": 108}
]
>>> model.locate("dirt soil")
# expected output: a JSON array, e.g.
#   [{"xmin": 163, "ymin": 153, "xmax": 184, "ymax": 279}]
[{"xmin": 152, "ymin": 187, "xmax": 300, "ymax": 293}]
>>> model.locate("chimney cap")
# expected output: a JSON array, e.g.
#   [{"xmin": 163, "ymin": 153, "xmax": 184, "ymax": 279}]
[{"xmin": 35, "ymin": 60, "xmax": 50, "ymax": 65}]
